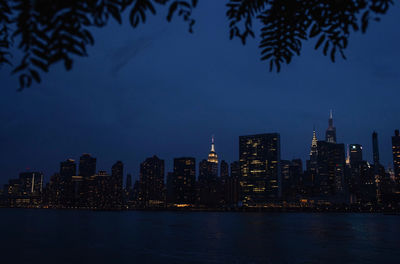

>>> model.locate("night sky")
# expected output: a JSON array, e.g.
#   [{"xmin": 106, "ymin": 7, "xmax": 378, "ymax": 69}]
[{"xmin": 1, "ymin": 2, "xmax": 400, "ymax": 185}]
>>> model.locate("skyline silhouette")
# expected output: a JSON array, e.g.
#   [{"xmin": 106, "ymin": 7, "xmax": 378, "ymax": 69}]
[{"xmin": 1, "ymin": 1, "xmax": 400, "ymax": 184}]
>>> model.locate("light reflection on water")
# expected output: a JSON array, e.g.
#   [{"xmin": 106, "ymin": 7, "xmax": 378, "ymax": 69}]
[{"xmin": 0, "ymin": 209, "xmax": 399, "ymax": 264}]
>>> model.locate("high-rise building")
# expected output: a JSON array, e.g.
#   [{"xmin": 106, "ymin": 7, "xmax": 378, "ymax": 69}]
[
  {"xmin": 372, "ymin": 132, "xmax": 384, "ymax": 202},
  {"xmin": 198, "ymin": 159, "xmax": 220, "ymax": 207},
  {"xmin": 325, "ymin": 110, "xmax": 337, "ymax": 143},
  {"xmin": 5, "ymin": 172, "xmax": 44, "ymax": 207},
  {"xmin": 281, "ymin": 160, "xmax": 291, "ymax": 199},
  {"xmin": 230, "ymin": 161, "xmax": 240, "ymax": 179},
  {"xmin": 60, "ymin": 159, "xmax": 76, "ymax": 178},
  {"xmin": 346, "ymin": 144, "xmax": 363, "ymax": 203},
  {"xmin": 79, "ymin": 154, "xmax": 96, "ymax": 178},
  {"xmin": 198, "ymin": 137, "xmax": 221, "ymax": 207},
  {"xmin": 18, "ymin": 172, "xmax": 44, "ymax": 196},
  {"xmin": 391, "ymin": 130, "xmax": 400, "ymax": 184},
  {"xmin": 220, "ymin": 160, "xmax": 230, "ymax": 205},
  {"xmin": 220, "ymin": 160, "xmax": 229, "ymax": 179},
  {"xmin": 282, "ymin": 159, "xmax": 303, "ymax": 201},
  {"xmin": 315, "ymin": 141, "xmax": 345, "ymax": 197},
  {"xmin": 372, "ymin": 131, "xmax": 380, "ymax": 166},
  {"xmin": 239, "ymin": 133, "xmax": 281, "ymax": 206},
  {"xmin": 208, "ymin": 136, "xmax": 218, "ymax": 163},
  {"xmin": 307, "ymin": 129, "xmax": 318, "ymax": 186},
  {"xmin": 126, "ymin": 173, "xmax": 132, "ymax": 192},
  {"xmin": 139, "ymin": 156, "xmax": 165, "ymax": 207},
  {"xmin": 59, "ymin": 159, "xmax": 77, "ymax": 207},
  {"xmin": 169, "ymin": 157, "xmax": 196, "ymax": 205},
  {"xmin": 349, "ymin": 144, "xmax": 363, "ymax": 164},
  {"xmin": 111, "ymin": 161, "xmax": 124, "ymax": 207}
]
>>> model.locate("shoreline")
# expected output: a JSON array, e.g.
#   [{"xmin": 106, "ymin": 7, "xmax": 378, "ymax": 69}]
[{"xmin": 1, "ymin": 206, "xmax": 399, "ymax": 214}]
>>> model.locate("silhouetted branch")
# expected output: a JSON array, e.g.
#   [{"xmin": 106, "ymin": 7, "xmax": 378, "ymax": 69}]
[
  {"xmin": 0, "ymin": 0, "xmax": 393, "ymax": 90},
  {"xmin": 2, "ymin": 0, "xmax": 197, "ymax": 90},
  {"xmin": 227, "ymin": 0, "xmax": 393, "ymax": 72}
]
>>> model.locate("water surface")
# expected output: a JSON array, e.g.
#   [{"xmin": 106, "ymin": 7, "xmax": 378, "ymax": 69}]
[{"xmin": 0, "ymin": 209, "xmax": 399, "ymax": 263}]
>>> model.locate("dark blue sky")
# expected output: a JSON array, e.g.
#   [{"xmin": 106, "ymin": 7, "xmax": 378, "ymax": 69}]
[{"xmin": 1, "ymin": 2, "xmax": 400, "ymax": 184}]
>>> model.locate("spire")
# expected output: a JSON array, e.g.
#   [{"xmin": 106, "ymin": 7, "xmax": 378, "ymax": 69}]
[
  {"xmin": 311, "ymin": 129, "xmax": 317, "ymax": 148},
  {"xmin": 326, "ymin": 109, "xmax": 337, "ymax": 143},
  {"xmin": 310, "ymin": 128, "xmax": 318, "ymax": 157},
  {"xmin": 208, "ymin": 135, "xmax": 218, "ymax": 164}
]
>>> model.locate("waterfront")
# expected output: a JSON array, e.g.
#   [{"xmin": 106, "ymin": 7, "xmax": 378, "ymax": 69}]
[{"xmin": 0, "ymin": 209, "xmax": 399, "ymax": 263}]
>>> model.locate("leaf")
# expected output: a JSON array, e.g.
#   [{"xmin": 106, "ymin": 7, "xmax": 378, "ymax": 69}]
[
  {"xmin": 30, "ymin": 69, "xmax": 41, "ymax": 83},
  {"xmin": 167, "ymin": 2, "xmax": 178, "ymax": 21},
  {"xmin": 315, "ymin": 34, "xmax": 325, "ymax": 50}
]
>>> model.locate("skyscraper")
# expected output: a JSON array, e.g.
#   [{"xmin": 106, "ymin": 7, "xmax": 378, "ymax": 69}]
[
  {"xmin": 126, "ymin": 173, "xmax": 132, "ymax": 192},
  {"xmin": 220, "ymin": 160, "xmax": 229, "ymax": 179},
  {"xmin": 59, "ymin": 159, "xmax": 77, "ymax": 206},
  {"xmin": 18, "ymin": 172, "xmax": 44, "ymax": 195},
  {"xmin": 60, "ymin": 159, "xmax": 76, "ymax": 178},
  {"xmin": 307, "ymin": 128, "xmax": 318, "ymax": 186},
  {"xmin": 239, "ymin": 133, "xmax": 281, "ymax": 206},
  {"xmin": 78, "ymin": 154, "xmax": 96, "ymax": 178},
  {"xmin": 198, "ymin": 137, "xmax": 221, "ymax": 206},
  {"xmin": 392, "ymin": 130, "xmax": 400, "ymax": 184},
  {"xmin": 139, "ymin": 156, "xmax": 165, "ymax": 207},
  {"xmin": 207, "ymin": 135, "xmax": 218, "ymax": 177},
  {"xmin": 325, "ymin": 110, "xmax": 337, "ymax": 143},
  {"xmin": 316, "ymin": 141, "xmax": 345, "ymax": 197},
  {"xmin": 372, "ymin": 131, "xmax": 380, "ymax": 166},
  {"xmin": 111, "ymin": 161, "xmax": 124, "ymax": 207},
  {"xmin": 372, "ymin": 132, "xmax": 383, "ymax": 202},
  {"xmin": 169, "ymin": 157, "xmax": 196, "ymax": 205},
  {"xmin": 349, "ymin": 144, "xmax": 363, "ymax": 165}
]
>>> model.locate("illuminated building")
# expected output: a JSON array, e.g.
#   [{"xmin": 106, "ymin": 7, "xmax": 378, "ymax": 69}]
[
  {"xmin": 349, "ymin": 144, "xmax": 363, "ymax": 164},
  {"xmin": 92, "ymin": 170, "xmax": 111, "ymax": 209},
  {"xmin": 19, "ymin": 172, "xmax": 44, "ymax": 196},
  {"xmin": 5, "ymin": 172, "xmax": 44, "ymax": 207},
  {"xmin": 306, "ymin": 129, "xmax": 318, "ymax": 187},
  {"xmin": 312, "ymin": 113, "xmax": 345, "ymax": 201},
  {"xmin": 139, "ymin": 156, "xmax": 165, "ymax": 207},
  {"xmin": 392, "ymin": 130, "xmax": 400, "ymax": 185},
  {"xmin": 198, "ymin": 137, "xmax": 220, "ymax": 207},
  {"xmin": 346, "ymin": 144, "xmax": 363, "ymax": 203},
  {"xmin": 316, "ymin": 141, "xmax": 345, "ymax": 197},
  {"xmin": 239, "ymin": 133, "xmax": 281, "ymax": 206},
  {"xmin": 169, "ymin": 157, "xmax": 196, "ymax": 205},
  {"xmin": 325, "ymin": 110, "xmax": 337, "ymax": 143}
]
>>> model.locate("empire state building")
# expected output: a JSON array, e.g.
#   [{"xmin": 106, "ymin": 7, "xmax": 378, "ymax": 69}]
[{"xmin": 207, "ymin": 136, "xmax": 218, "ymax": 164}]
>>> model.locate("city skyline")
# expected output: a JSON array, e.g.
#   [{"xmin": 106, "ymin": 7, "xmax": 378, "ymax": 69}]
[
  {"xmin": 2, "ymin": 121, "xmax": 399, "ymax": 210},
  {"xmin": 1, "ymin": 2, "xmax": 400, "ymax": 186},
  {"xmin": 1, "ymin": 112, "xmax": 399, "ymax": 186}
]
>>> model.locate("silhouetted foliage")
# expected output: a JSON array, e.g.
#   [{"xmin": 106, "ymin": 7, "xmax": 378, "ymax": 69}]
[
  {"xmin": 227, "ymin": 0, "xmax": 393, "ymax": 71},
  {"xmin": 0, "ymin": 0, "xmax": 197, "ymax": 90},
  {"xmin": 0, "ymin": 0, "xmax": 393, "ymax": 90}
]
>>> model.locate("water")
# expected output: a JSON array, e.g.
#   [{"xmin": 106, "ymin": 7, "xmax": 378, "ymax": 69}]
[{"xmin": 0, "ymin": 209, "xmax": 399, "ymax": 264}]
